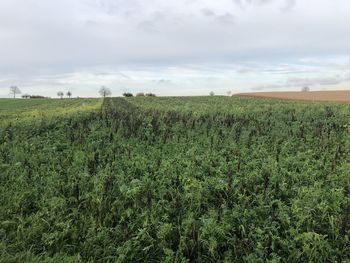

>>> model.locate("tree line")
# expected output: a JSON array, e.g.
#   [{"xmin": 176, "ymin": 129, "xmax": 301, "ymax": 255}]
[{"xmin": 8, "ymin": 85, "xmax": 156, "ymax": 99}]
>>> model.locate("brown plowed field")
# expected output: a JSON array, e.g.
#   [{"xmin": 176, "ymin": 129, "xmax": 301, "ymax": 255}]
[{"xmin": 236, "ymin": 90, "xmax": 350, "ymax": 103}]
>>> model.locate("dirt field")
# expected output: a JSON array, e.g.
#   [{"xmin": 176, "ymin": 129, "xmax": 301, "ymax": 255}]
[{"xmin": 236, "ymin": 90, "xmax": 350, "ymax": 103}]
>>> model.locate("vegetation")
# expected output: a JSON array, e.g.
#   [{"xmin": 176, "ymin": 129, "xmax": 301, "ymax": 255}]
[
  {"xmin": 9, "ymin": 86, "xmax": 21, "ymax": 98},
  {"xmin": 99, "ymin": 86, "xmax": 112, "ymax": 98},
  {"xmin": 302, "ymin": 86, "xmax": 310, "ymax": 92},
  {"xmin": 123, "ymin": 92, "xmax": 134, "ymax": 97},
  {"xmin": 22, "ymin": 95, "xmax": 48, "ymax": 99},
  {"xmin": 57, "ymin": 91, "xmax": 64, "ymax": 99},
  {"xmin": 0, "ymin": 98, "xmax": 102, "ymax": 127},
  {"xmin": 1, "ymin": 96, "xmax": 350, "ymax": 262}
]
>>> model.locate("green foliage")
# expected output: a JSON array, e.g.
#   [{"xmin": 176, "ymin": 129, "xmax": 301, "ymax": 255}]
[
  {"xmin": 0, "ymin": 98, "xmax": 102, "ymax": 126},
  {"xmin": 0, "ymin": 96, "xmax": 350, "ymax": 262}
]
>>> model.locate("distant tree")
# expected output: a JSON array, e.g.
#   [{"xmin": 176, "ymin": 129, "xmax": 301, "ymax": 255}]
[
  {"xmin": 227, "ymin": 91, "xmax": 232, "ymax": 96},
  {"xmin": 302, "ymin": 86, "xmax": 310, "ymax": 92},
  {"xmin": 123, "ymin": 92, "xmax": 133, "ymax": 97},
  {"xmin": 210, "ymin": 91, "xmax": 215, "ymax": 96},
  {"xmin": 67, "ymin": 91, "xmax": 72, "ymax": 98},
  {"xmin": 57, "ymin": 91, "xmax": 64, "ymax": 99},
  {"xmin": 10, "ymin": 86, "xmax": 21, "ymax": 99},
  {"xmin": 99, "ymin": 86, "xmax": 112, "ymax": 98},
  {"xmin": 136, "ymin": 92, "xmax": 145, "ymax": 97},
  {"xmin": 22, "ymin": 94, "xmax": 30, "ymax": 99},
  {"xmin": 145, "ymin": 93, "xmax": 156, "ymax": 97},
  {"xmin": 30, "ymin": 95, "xmax": 46, "ymax": 99}
]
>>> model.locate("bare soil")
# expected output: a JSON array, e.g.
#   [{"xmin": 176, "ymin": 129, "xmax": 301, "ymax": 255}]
[{"xmin": 236, "ymin": 90, "xmax": 350, "ymax": 103}]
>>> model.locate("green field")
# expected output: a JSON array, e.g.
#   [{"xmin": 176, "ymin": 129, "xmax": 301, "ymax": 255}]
[
  {"xmin": 0, "ymin": 98, "xmax": 102, "ymax": 126},
  {"xmin": 1, "ymin": 97, "xmax": 350, "ymax": 262}
]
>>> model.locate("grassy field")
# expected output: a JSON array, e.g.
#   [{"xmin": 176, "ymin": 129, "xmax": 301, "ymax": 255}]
[
  {"xmin": 126, "ymin": 96, "xmax": 350, "ymax": 115},
  {"xmin": 1, "ymin": 96, "xmax": 350, "ymax": 262},
  {"xmin": 0, "ymin": 98, "xmax": 102, "ymax": 126}
]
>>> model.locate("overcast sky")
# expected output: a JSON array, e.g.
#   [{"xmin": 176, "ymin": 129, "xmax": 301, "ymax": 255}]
[{"xmin": 0, "ymin": 0, "xmax": 350, "ymax": 97}]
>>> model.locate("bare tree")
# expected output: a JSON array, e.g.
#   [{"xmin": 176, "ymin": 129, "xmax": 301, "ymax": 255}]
[
  {"xmin": 209, "ymin": 91, "xmax": 215, "ymax": 96},
  {"xmin": 302, "ymin": 86, "xmax": 310, "ymax": 92},
  {"xmin": 99, "ymin": 86, "xmax": 112, "ymax": 97},
  {"xmin": 67, "ymin": 91, "xmax": 72, "ymax": 98},
  {"xmin": 10, "ymin": 86, "xmax": 21, "ymax": 99},
  {"xmin": 57, "ymin": 91, "xmax": 64, "ymax": 99}
]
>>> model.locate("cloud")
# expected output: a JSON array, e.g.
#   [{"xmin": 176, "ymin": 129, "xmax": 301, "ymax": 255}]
[
  {"xmin": 286, "ymin": 76, "xmax": 343, "ymax": 86},
  {"xmin": 233, "ymin": 0, "xmax": 295, "ymax": 9},
  {"xmin": 281, "ymin": 0, "xmax": 296, "ymax": 12},
  {"xmin": 137, "ymin": 20, "xmax": 158, "ymax": 33},
  {"xmin": 232, "ymin": 0, "xmax": 244, "ymax": 8},
  {"xmin": 153, "ymin": 79, "xmax": 172, "ymax": 84},
  {"xmin": 201, "ymin": 8, "xmax": 215, "ymax": 17},
  {"xmin": 215, "ymin": 13, "xmax": 235, "ymax": 25},
  {"xmin": 1, "ymin": 0, "xmax": 350, "ymax": 97},
  {"xmin": 200, "ymin": 8, "xmax": 235, "ymax": 25},
  {"xmin": 89, "ymin": 0, "xmax": 142, "ymax": 15},
  {"xmin": 253, "ymin": 74, "xmax": 348, "ymax": 91},
  {"xmin": 345, "ymin": 73, "xmax": 350, "ymax": 80}
]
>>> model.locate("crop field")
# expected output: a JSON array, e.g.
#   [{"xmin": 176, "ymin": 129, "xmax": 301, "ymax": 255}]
[
  {"xmin": 236, "ymin": 90, "xmax": 350, "ymax": 103},
  {"xmin": 1, "ymin": 96, "xmax": 350, "ymax": 262},
  {"xmin": 0, "ymin": 98, "xmax": 102, "ymax": 126}
]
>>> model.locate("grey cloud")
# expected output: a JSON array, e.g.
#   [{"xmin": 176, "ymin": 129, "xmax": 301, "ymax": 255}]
[
  {"xmin": 85, "ymin": 20, "xmax": 99, "ymax": 27},
  {"xmin": 250, "ymin": 0, "xmax": 274, "ymax": 6},
  {"xmin": 215, "ymin": 13, "xmax": 235, "ymax": 25},
  {"xmin": 251, "ymin": 84, "xmax": 283, "ymax": 91},
  {"xmin": 287, "ymin": 76, "xmax": 343, "ymax": 86},
  {"xmin": 89, "ymin": 0, "xmax": 141, "ymax": 15},
  {"xmin": 200, "ymin": 8, "xmax": 235, "ymax": 25},
  {"xmin": 253, "ymin": 74, "xmax": 346, "ymax": 91},
  {"xmin": 232, "ymin": 0, "xmax": 244, "ymax": 8},
  {"xmin": 201, "ymin": 8, "xmax": 215, "ymax": 17},
  {"xmin": 94, "ymin": 71, "xmax": 132, "ymax": 79},
  {"xmin": 233, "ymin": 0, "xmax": 273, "ymax": 8},
  {"xmin": 281, "ymin": 0, "xmax": 296, "ymax": 12},
  {"xmin": 237, "ymin": 68, "xmax": 254, "ymax": 74},
  {"xmin": 233, "ymin": 0, "xmax": 295, "ymax": 10},
  {"xmin": 118, "ymin": 72, "xmax": 132, "ymax": 79},
  {"xmin": 137, "ymin": 20, "xmax": 158, "ymax": 33},
  {"xmin": 154, "ymin": 79, "xmax": 172, "ymax": 84}
]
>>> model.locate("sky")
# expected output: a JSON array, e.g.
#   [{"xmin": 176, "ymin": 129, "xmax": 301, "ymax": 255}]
[{"xmin": 0, "ymin": 0, "xmax": 350, "ymax": 97}]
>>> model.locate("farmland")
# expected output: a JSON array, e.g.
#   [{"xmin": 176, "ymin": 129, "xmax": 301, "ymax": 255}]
[
  {"xmin": 236, "ymin": 90, "xmax": 350, "ymax": 103},
  {"xmin": 0, "ymin": 98, "xmax": 102, "ymax": 126},
  {"xmin": 1, "ymin": 96, "xmax": 350, "ymax": 262}
]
